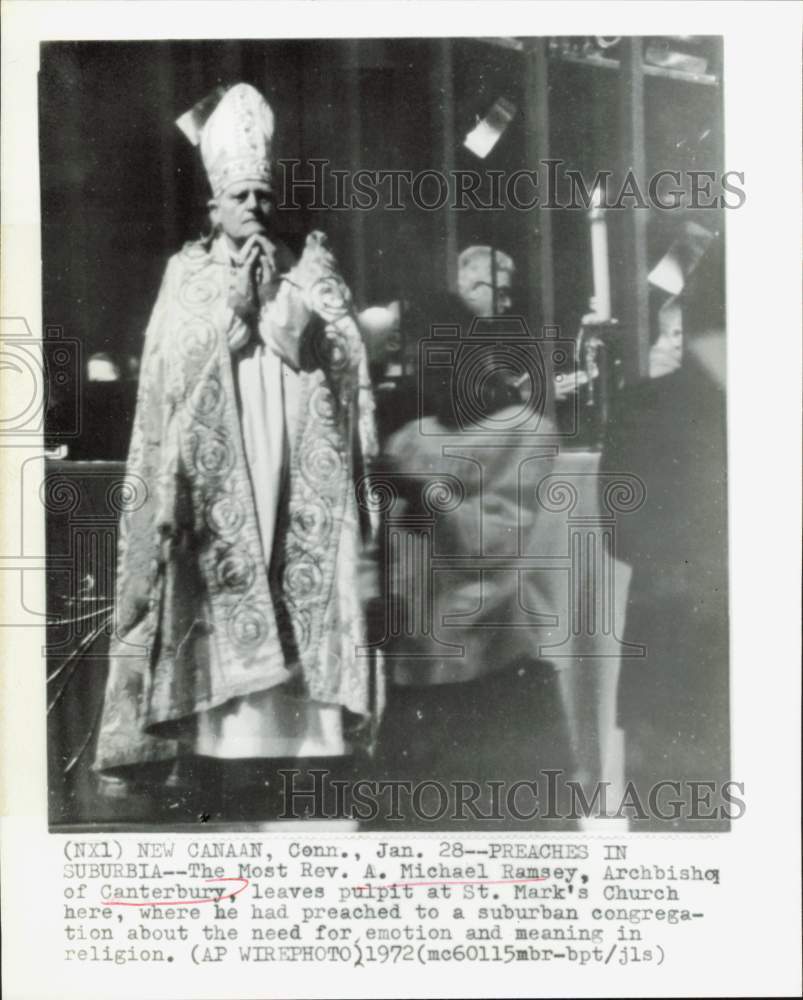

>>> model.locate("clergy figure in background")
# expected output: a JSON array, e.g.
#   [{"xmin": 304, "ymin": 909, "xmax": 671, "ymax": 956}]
[
  {"xmin": 94, "ymin": 83, "xmax": 381, "ymax": 818},
  {"xmin": 374, "ymin": 243, "xmax": 631, "ymax": 828}
]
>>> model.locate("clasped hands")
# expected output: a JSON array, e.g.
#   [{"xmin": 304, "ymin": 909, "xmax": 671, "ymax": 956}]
[
  {"xmin": 229, "ymin": 231, "xmax": 339, "ymax": 313},
  {"xmin": 228, "ymin": 232, "xmax": 341, "ymax": 370},
  {"xmin": 228, "ymin": 234, "xmax": 281, "ymax": 322}
]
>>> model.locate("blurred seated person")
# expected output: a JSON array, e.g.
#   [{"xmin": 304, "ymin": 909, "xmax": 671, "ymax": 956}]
[
  {"xmin": 360, "ymin": 243, "xmax": 654, "ymax": 448},
  {"xmin": 372, "ymin": 340, "xmax": 628, "ymax": 819},
  {"xmin": 452, "ymin": 246, "xmax": 581, "ymax": 404},
  {"xmin": 360, "ymin": 246, "xmax": 518, "ymax": 441}
]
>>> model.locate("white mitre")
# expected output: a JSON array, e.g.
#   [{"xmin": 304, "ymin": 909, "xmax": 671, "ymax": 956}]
[{"xmin": 176, "ymin": 82, "xmax": 275, "ymax": 197}]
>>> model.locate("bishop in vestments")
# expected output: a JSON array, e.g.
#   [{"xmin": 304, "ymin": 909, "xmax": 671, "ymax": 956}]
[{"xmin": 94, "ymin": 84, "xmax": 382, "ymax": 809}]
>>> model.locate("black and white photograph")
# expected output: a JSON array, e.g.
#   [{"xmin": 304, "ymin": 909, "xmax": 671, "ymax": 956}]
[
  {"xmin": 2, "ymin": 4, "xmax": 802, "ymax": 999},
  {"xmin": 39, "ymin": 34, "xmax": 733, "ymax": 833}
]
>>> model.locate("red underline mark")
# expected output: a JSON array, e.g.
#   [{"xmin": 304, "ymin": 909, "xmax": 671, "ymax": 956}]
[{"xmin": 105, "ymin": 876, "xmax": 249, "ymax": 907}]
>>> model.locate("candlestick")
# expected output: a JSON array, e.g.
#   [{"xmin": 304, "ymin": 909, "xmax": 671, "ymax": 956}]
[{"xmin": 588, "ymin": 185, "xmax": 612, "ymax": 321}]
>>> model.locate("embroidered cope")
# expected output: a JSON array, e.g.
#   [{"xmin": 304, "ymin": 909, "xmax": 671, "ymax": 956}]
[{"xmin": 94, "ymin": 232, "xmax": 382, "ymax": 775}]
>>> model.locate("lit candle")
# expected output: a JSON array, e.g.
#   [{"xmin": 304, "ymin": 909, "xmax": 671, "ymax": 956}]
[{"xmin": 589, "ymin": 184, "xmax": 612, "ymax": 321}]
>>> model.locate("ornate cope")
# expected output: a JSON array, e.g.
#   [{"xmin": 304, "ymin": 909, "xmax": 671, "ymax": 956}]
[{"xmin": 94, "ymin": 234, "xmax": 380, "ymax": 773}]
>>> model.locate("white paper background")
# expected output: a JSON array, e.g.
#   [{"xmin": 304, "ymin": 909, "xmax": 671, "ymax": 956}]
[{"xmin": 1, "ymin": 3, "xmax": 801, "ymax": 997}]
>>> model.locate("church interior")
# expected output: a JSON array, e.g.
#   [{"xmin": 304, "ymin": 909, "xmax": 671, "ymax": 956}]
[{"xmin": 40, "ymin": 36, "xmax": 729, "ymax": 831}]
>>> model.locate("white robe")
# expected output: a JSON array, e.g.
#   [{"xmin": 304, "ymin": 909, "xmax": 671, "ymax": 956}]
[{"xmin": 194, "ymin": 241, "xmax": 347, "ymax": 759}]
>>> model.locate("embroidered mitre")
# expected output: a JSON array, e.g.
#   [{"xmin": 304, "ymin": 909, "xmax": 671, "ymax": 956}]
[{"xmin": 177, "ymin": 82, "xmax": 274, "ymax": 197}]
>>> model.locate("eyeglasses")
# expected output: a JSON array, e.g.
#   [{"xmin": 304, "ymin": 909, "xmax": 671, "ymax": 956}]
[{"xmin": 472, "ymin": 281, "xmax": 513, "ymax": 296}]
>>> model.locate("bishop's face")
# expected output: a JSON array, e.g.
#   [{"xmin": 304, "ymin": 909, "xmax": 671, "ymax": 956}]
[{"xmin": 210, "ymin": 180, "xmax": 275, "ymax": 248}]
